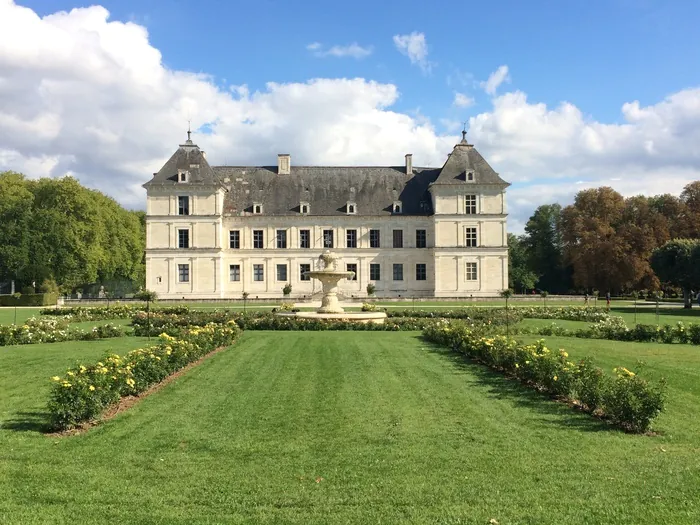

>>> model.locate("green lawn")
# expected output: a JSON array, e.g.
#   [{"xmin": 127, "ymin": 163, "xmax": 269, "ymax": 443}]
[
  {"xmin": 0, "ymin": 307, "xmax": 43, "ymax": 325},
  {"xmin": 1, "ymin": 331, "xmax": 699, "ymax": 524}
]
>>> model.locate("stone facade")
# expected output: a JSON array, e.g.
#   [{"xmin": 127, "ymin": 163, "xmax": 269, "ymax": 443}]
[{"xmin": 143, "ymin": 132, "xmax": 509, "ymax": 299}]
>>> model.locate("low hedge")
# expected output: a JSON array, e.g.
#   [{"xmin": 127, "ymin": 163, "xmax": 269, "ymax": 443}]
[
  {"xmin": 423, "ymin": 320, "xmax": 666, "ymax": 433},
  {"xmin": 40, "ymin": 305, "xmax": 190, "ymax": 323},
  {"xmin": 0, "ymin": 293, "xmax": 58, "ymax": 306},
  {"xmin": 0, "ymin": 318, "xmax": 127, "ymax": 346},
  {"xmin": 47, "ymin": 322, "xmax": 240, "ymax": 430}
]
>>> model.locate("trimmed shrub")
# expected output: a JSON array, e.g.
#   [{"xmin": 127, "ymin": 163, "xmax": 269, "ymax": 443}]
[{"xmin": 0, "ymin": 293, "xmax": 58, "ymax": 307}]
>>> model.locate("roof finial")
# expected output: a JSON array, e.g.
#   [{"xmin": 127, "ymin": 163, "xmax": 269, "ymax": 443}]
[
  {"xmin": 187, "ymin": 120, "xmax": 192, "ymax": 142},
  {"xmin": 461, "ymin": 122, "xmax": 468, "ymax": 143}
]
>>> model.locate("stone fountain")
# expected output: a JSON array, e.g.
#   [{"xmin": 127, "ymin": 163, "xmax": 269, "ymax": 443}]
[{"xmin": 275, "ymin": 250, "xmax": 387, "ymax": 324}]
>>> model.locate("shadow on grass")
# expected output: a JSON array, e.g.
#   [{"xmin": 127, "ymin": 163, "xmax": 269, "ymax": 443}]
[
  {"xmin": 417, "ymin": 336, "xmax": 613, "ymax": 434},
  {"xmin": 1, "ymin": 410, "xmax": 52, "ymax": 433}
]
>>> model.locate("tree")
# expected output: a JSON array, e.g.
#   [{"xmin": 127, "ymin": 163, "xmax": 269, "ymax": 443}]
[
  {"xmin": 680, "ymin": 181, "xmax": 700, "ymax": 238},
  {"xmin": 0, "ymin": 172, "xmax": 34, "ymax": 283},
  {"xmin": 507, "ymin": 234, "xmax": 538, "ymax": 293},
  {"xmin": 523, "ymin": 204, "xmax": 570, "ymax": 293},
  {"xmin": 650, "ymin": 239, "xmax": 700, "ymax": 309}
]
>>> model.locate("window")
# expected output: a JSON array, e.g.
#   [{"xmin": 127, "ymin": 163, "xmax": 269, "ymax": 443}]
[
  {"xmin": 465, "ymin": 227, "xmax": 478, "ymax": 247},
  {"xmin": 178, "ymin": 264, "xmax": 190, "ymax": 283},
  {"xmin": 178, "ymin": 170, "xmax": 188, "ymax": 183},
  {"xmin": 392, "ymin": 229, "xmax": 403, "ymax": 248},
  {"xmin": 346, "ymin": 229, "xmax": 357, "ymax": 248},
  {"xmin": 369, "ymin": 229, "xmax": 380, "ymax": 248},
  {"xmin": 416, "ymin": 263, "xmax": 427, "ymax": 281},
  {"xmin": 466, "ymin": 262, "xmax": 478, "ymax": 281},
  {"xmin": 253, "ymin": 203, "xmax": 262, "ymax": 214},
  {"xmin": 300, "ymin": 263, "xmax": 311, "ymax": 281},
  {"xmin": 229, "ymin": 264, "xmax": 241, "ymax": 282},
  {"xmin": 300, "ymin": 229, "xmax": 311, "ymax": 249},
  {"xmin": 347, "ymin": 202, "xmax": 356, "ymax": 214},
  {"xmin": 393, "ymin": 263, "xmax": 404, "ymax": 281},
  {"xmin": 323, "ymin": 229, "xmax": 334, "ymax": 248},
  {"xmin": 276, "ymin": 229, "xmax": 287, "ymax": 249},
  {"xmin": 467, "ymin": 171, "xmax": 474, "ymax": 182},
  {"xmin": 253, "ymin": 230, "xmax": 264, "ymax": 249},
  {"xmin": 370, "ymin": 263, "xmax": 381, "ymax": 281},
  {"xmin": 416, "ymin": 229, "xmax": 427, "ymax": 248},
  {"xmin": 393, "ymin": 201, "xmax": 402, "ymax": 213},
  {"xmin": 178, "ymin": 195, "xmax": 190, "ymax": 216},
  {"xmin": 229, "ymin": 230, "xmax": 240, "ymax": 249},
  {"xmin": 276, "ymin": 264, "xmax": 288, "ymax": 281},
  {"xmin": 253, "ymin": 264, "xmax": 264, "ymax": 281},
  {"xmin": 465, "ymin": 194, "xmax": 477, "ymax": 214},
  {"xmin": 300, "ymin": 202, "xmax": 310, "ymax": 215},
  {"xmin": 346, "ymin": 263, "xmax": 357, "ymax": 281},
  {"xmin": 177, "ymin": 229, "xmax": 189, "ymax": 249}
]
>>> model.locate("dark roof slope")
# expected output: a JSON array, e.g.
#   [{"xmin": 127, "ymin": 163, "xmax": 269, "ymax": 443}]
[
  {"xmin": 432, "ymin": 138, "xmax": 509, "ymax": 187},
  {"xmin": 216, "ymin": 166, "xmax": 440, "ymax": 216},
  {"xmin": 143, "ymin": 139, "xmax": 219, "ymax": 188}
]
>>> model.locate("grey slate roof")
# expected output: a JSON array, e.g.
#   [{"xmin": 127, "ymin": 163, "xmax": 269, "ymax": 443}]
[
  {"xmin": 145, "ymin": 134, "xmax": 509, "ymax": 216},
  {"xmin": 216, "ymin": 166, "xmax": 440, "ymax": 216},
  {"xmin": 432, "ymin": 137, "xmax": 510, "ymax": 186}
]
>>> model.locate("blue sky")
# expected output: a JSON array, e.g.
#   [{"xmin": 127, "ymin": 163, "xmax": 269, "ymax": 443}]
[{"xmin": 2, "ymin": 0, "xmax": 700, "ymax": 230}]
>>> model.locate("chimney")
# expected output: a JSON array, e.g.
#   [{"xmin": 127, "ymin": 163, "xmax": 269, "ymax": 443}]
[
  {"xmin": 278, "ymin": 154, "xmax": 291, "ymax": 175},
  {"xmin": 405, "ymin": 153, "xmax": 413, "ymax": 175}
]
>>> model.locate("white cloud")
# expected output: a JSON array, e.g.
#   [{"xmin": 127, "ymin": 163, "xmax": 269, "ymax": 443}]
[
  {"xmin": 0, "ymin": 1, "xmax": 698, "ymax": 234},
  {"xmin": 453, "ymin": 92, "xmax": 475, "ymax": 108},
  {"xmin": 393, "ymin": 32, "xmax": 432, "ymax": 73},
  {"xmin": 307, "ymin": 42, "xmax": 373, "ymax": 59},
  {"xmin": 481, "ymin": 65, "xmax": 510, "ymax": 95}
]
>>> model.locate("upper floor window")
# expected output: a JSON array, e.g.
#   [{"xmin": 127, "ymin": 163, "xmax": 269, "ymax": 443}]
[
  {"xmin": 253, "ymin": 203, "xmax": 263, "ymax": 214},
  {"xmin": 253, "ymin": 229, "xmax": 264, "ymax": 249},
  {"xmin": 178, "ymin": 170, "xmax": 188, "ymax": 183},
  {"xmin": 416, "ymin": 229, "xmax": 427, "ymax": 248},
  {"xmin": 323, "ymin": 229, "xmax": 334, "ymax": 248},
  {"xmin": 393, "ymin": 201, "xmax": 402, "ymax": 214},
  {"xmin": 465, "ymin": 194, "xmax": 477, "ymax": 214},
  {"xmin": 392, "ymin": 229, "xmax": 403, "ymax": 248},
  {"xmin": 346, "ymin": 229, "xmax": 357, "ymax": 248},
  {"xmin": 300, "ymin": 201, "xmax": 310, "ymax": 215},
  {"xmin": 300, "ymin": 229, "xmax": 311, "ymax": 249},
  {"xmin": 229, "ymin": 230, "xmax": 240, "ymax": 249},
  {"xmin": 466, "ymin": 171, "xmax": 474, "ymax": 182},
  {"xmin": 177, "ymin": 229, "xmax": 190, "ymax": 249},
  {"xmin": 465, "ymin": 227, "xmax": 478, "ymax": 247},
  {"xmin": 178, "ymin": 195, "xmax": 190, "ymax": 216},
  {"xmin": 347, "ymin": 202, "xmax": 357, "ymax": 214},
  {"xmin": 276, "ymin": 229, "xmax": 287, "ymax": 249},
  {"xmin": 369, "ymin": 229, "xmax": 380, "ymax": 248}
]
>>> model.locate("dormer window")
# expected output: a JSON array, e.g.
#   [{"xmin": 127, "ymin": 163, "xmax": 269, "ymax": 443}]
[
  {"xmin": 253, "ymin": 203, "xmax": 263, "ymax": 214},
  {"xmin": 347, "ymin": 202, "xmax": 357, "ymax": 214},
  {"xmin": 393, "ymin": 201, "xmax": 402, "ymax": 214},
  {"xmin": 178, "ymin": 170, "xmax": 189, "ymax": 183},
  {"xmin": 300, "ymin": 201, "xmax": 310, "ymax": 215},
  {"xmin": 467, "ymin": 171, "xmax": 474, "ymax": 182}
]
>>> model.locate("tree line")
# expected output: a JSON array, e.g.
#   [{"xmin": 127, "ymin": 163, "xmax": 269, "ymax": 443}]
[
  {"xmin": 0, "ymin": 171, "xmax": 145, "ymax": 295},
  {"xmin": 509, "ymin": 181, "xmax": 700, "ymax": 302}
]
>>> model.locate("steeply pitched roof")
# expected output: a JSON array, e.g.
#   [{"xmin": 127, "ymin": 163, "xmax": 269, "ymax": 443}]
[
  {"xmin": 216, "ymin": 166, "xmax": 440, "ymax": 216},
  {"xmin": 431, "ymin": 135, "xmax": 510, "ymax": 187},
  {"xmin": 143, "ymin": 138, "xmax": 220, "ymax": 188}
]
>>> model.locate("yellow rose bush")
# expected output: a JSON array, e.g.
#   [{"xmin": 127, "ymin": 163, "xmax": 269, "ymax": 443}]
[
  {"xmin": 423, "ymin": 320, "xmax": 666, "ymax": 433},
  {"xmin": 47, "ymin": 322, "xmax": 240, "ymax": 430}
]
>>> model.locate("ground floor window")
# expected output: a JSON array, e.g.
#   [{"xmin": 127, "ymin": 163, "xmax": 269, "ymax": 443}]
[
  {"xmin": 229, "ymin": 264, "xmax": 241, "ymax": 281},
  {"xmin": 178, "ymin": 263, "xmax": 190, "ymax": 283},
  {"xmin": 253, "ymin": 264, "xmax": 264, "ymax": 282},
  {"xmin": 370, "ymin": 263, "xmax": 380, "ymax": 281},
  {"xmin": 300, "ymin": 263, "xmax": 311, "ymax": 281},
  {"xmin": 346, "ymin": 263, "xmax": 357, "ymax": 281},
  {"xmin": 277, "ymin": 264, "xmax": 288, "ymax": 281},
  {"xmin": 466, "ymin": 262, "xmax": 478, "ymax": 281},
  {"xmin": 416, "ymin": 263, "xmax": 427, "ymax": 281},
  {"xmin": 393, "ymin": 263, "xmax": 403, "ymax": 281}
]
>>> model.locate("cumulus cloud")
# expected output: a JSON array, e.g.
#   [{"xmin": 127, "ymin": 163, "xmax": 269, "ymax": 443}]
[
  {"xmin": 0, "ymin": 1, "xmax": 698, "ymax": 233},
  {"xmin": 393, "ymin": 32, "xmax": 432, "ymax": 73},
  {"xmin": 453, "ymin": 92, "xmax": 475, "ymax": 108},
  {"xmin": 481, "ymin": 65, "xmax": 510, "ymax": 95},
  {"xmin": 306, "ymin": 42, "xmax": 373, "ymax": 59}
]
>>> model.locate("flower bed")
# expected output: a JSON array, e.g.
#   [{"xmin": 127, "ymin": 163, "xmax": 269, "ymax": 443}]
[
  {"xmin": 40, "ymin": 305, "xmax": 189, "ymax": 323},
  {"xmin": 47, "ymin": 322, "xmax": 240, "ymax": 430},
  {"xmin": 387, "ymin": 308, "xmax": 524, "ymax": 325},
  {"xmin": 0, "ymin": 318, "xmax": 126, "ymax": 346},
  {"xmin": 423, "ymin": 320, "xmax": 666, "ymax": 433},
  {"xmin": 515, "ymin": 317, "xmax": 700, "ymax": 345},
  {"xmin": 517, "ymin": 306, "xmax": 610, "ymax": 322}
]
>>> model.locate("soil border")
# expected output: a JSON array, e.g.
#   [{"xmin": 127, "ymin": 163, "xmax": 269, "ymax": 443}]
[{"xmin": 48, "ymin": 344, "xmax": 229, "ymax": 437}]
